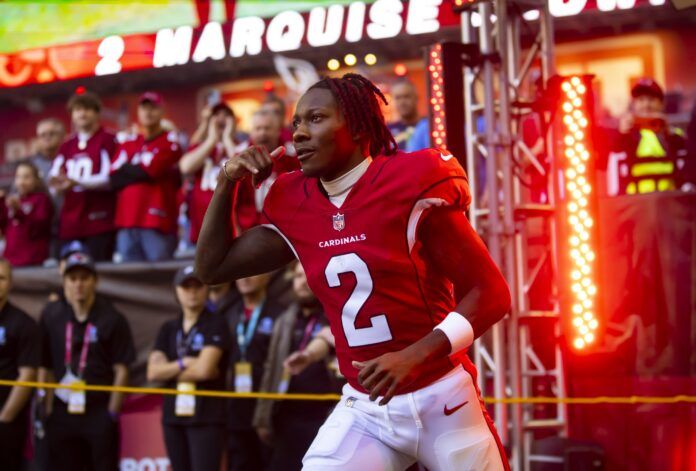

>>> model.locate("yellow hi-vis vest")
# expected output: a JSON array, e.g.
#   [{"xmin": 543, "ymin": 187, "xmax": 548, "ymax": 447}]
[{"xmin": 624, "ymin": 129, "xmax": 679, "ymax": 195}]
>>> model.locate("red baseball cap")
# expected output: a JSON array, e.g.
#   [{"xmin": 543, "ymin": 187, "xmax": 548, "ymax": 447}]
[
  {"xmin": 631, "ymin": 78, "xmax": 664, "ymax": 101},
  {"xmin": 139, "ymin": 91, "xmax": 164, "ymax": 106}
]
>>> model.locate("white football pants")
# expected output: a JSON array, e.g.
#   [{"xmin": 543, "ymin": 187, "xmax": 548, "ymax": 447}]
[{"xmin": 302, "ymin": 365, "xmax": 507, "ymax": 471}]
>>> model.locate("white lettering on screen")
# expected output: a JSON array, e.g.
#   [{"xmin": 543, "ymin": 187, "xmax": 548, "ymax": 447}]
[
  {"xmin": 192, "ymin": 21, "xmax": 226, "ymax": 62},
  {"xmin": 153, "ymin": 26, "xmax": 193, "ymax": 67}
]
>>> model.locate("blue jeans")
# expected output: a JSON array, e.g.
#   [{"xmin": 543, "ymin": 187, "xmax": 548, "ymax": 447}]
[{"xmin": 116, "ymin": 228, "xmax": 176, "ymax": 262}]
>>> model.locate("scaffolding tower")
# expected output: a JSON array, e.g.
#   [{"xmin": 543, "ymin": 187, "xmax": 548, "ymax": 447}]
[{"xmin": 458, "ymin": 2, "xmax": 568, "ymax": 469}]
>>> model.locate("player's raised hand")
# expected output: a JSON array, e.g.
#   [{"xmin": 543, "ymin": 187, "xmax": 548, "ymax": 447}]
[
  {"xmin": 353, "ymin": 351, "xmax": 421, "ymax": 406},
  {"xmin": 221, "ymin": 145, "xmax": 285, "ymax": 186}
]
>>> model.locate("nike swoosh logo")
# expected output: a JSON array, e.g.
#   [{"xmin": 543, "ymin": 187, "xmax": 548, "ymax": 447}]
[
  {"xmin": 444, "ymin": 400, "xmax": 469, "ymax": 416},
  {"xmin": 440, "ymin": 153, "xmax": 454, "ymax": 162}
]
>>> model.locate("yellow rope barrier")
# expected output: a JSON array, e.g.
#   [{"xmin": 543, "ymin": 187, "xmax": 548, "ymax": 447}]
[{"xmin": 1, "ymin": 380, "xmax": 695, "ymax": 404}]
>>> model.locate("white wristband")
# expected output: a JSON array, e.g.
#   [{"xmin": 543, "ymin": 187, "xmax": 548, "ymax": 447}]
[{"xmin": 434, "ymin": 312, "xmax": 475, "ymax": 354}]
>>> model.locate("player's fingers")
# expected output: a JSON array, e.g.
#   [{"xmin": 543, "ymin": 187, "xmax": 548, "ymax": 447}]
[
  {"xmin": 362, "ymin": 368, "xmax": 387, "ymax": 393},
  {"xmin": 352, "ymin": 361, "xmax": 365, "ymax": 370},
  {"xmin": 379, "ymin": 382, "xmax": 399, "ymax": 406},
  {"xmin": 237, "ymin": 157, "xmax": 259, "ymax": 175},
  {"xmin": 369, "ymin": 375, "xmax": 393, "ymax": 402},
  {"xmin": 357, "ymin": 362, "xmax": 377, "ymax": 385},
  {"xmin": 270, "ymin": 146, "xmax": 285, "ymax": 160},
  {"xmin": 248, "ymin": 146, "xmax": 267, "ymax": 169}
]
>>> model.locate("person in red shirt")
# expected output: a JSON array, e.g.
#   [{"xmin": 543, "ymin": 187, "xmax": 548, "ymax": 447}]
[
  {"xmin": 233, "ymin": 110, "xmax": 299, "ymax": 232},
  {"xmin": 196, "ymin": 74, "xmax": 511, "ymax": 470},
  {"xmin": 49, "ymin": 91, "xmax": 117, "ymax": 261},
  {"xmin": 111, "ymin": 92, "xmax": 182, "ymax": 262},
  {"xmin": 0, "ymin": 162, "xmax": 53, "ymax": 266},
  {"xmin": 179, "ymin": 103, "xmax": 237, "ymax": 244}
]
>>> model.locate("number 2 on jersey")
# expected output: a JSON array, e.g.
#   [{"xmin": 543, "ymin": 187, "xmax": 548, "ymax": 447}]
[{"xmin": 325, "ymin": 253, "xmax": 393, "ymax": 347}]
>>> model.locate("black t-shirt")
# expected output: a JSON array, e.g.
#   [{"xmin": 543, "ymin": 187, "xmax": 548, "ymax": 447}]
[
  {"xmin": 153, "ymin": 309, "xmax": 231, "ymax": 426},
  {"xmin": 39, "ymin": 297, "xmax": 135, "ymax": 411},
  {"xmin": 227, "ymin": 300, "xmax": 282, "ymax": 430},
  {"xmin": 0, "ymin": 302, "xmax": 40, "ymax": 422},
  {"xmin": 274, "ymin": 309, "xmax": 335, "ymax": 421}
]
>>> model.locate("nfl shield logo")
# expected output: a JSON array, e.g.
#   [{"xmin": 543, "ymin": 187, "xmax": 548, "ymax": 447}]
[{"xmin": 332, "ymin": 213, "xmax": 345, "ymax": 231}]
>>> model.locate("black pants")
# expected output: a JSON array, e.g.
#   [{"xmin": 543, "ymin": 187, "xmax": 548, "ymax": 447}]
[
  {"xmin": 60, "ymin": 232, "xmax": 115, "ymax": 262},
  {"xmin": 227, "ymin": 429, "xmax": 269, "ymax": 471},
  {"xmin": 0, "ymin": 416, "xmax": 28, "ymax": 470},
  {"xmin": 268, "ymin": 415, "xmax": 325, "ymax": 471},
  {"xmin": 163, "ymin": 423, "xmax": 224, "ymax": 471},
  {"xmin": 46, "ymin": 407, "xmax": 119, "ymax": 471}
]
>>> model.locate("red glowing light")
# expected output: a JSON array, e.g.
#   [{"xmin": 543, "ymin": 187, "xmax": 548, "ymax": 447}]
[{"xmin": 394, "ymin": 63, "xmax": 408, "ymax": 76}]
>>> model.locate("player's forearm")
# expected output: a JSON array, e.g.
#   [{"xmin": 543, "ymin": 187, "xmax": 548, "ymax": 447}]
[
  {"xmin": 403, "ymin": 330, "xmax": 452, "ymax": 365},
  {"xmin": 194, "ymin": 176, "xmax": 237, "ymax": 283},
  {"xmin": 0, "ymin": 368, "xmax": 36, "ymax": 422},
  {"xmin": 453, "ymin": 279, "xmax": 511, "ymax": 340}
]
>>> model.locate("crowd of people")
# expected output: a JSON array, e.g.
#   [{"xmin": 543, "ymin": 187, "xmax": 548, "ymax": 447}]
[
  {"xmin": 0, "ymin": 77, "xmax": 433, "ymax": 268},
  {"xmin": 0, "ymin": 247, "xmax": 341, "ymax": 471}
]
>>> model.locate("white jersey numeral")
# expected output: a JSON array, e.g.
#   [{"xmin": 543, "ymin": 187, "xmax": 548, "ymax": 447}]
[{"xmin": 325, "ymin": 253, "xmax": 393, "ymax": 347}]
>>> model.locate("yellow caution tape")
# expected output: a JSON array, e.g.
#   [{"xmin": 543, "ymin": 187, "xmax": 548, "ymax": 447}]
[{"xmin": 1, "ymin": 380, "xmax": 694, "ymax": 404}]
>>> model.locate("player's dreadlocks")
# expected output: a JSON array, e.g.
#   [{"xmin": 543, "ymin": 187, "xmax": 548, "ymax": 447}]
[{"xmin": 309, "ymin": 73, "xmax": 398, "ymax": 157}]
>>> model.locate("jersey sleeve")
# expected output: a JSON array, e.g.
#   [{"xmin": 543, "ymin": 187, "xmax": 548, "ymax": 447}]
[
  {"xmin": 260, "ymin": 172, "xmax": 297, "ymax": 230},
  {"xmin": 406, "ymin": 149, "xmax": 472, "ymax": 253}
]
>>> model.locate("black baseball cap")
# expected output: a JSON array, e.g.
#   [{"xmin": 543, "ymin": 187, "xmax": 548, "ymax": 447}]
[
  {"xmin": 173, "ymin": 265, "xmax": 202, "ymax": 286},
  {"xmin": 63, "ymin": 252, "xmax": 96, "ymax": 276},
  {"xmin": 631, "ymin": 78, "xmax": 664, "ymax": 101},
  {"xmin": 60, "ymin": 240, "xmax": 89, "ymax": 260}
]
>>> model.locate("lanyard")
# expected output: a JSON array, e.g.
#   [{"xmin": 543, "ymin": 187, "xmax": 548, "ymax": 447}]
[
  {"xmin": 237, "ymin": 302, "xmax": 264, "ymax": 360},
  {"xmin": 176, "ymin": 327, "xmax": 198, "ymax": 361},
  {"xmin": 65, "ymin": 322, "xmax": 92, "ymax": 379},
  {"xmin": 299, "ymin": 317, "xmax": 318, "ymax": 351}
]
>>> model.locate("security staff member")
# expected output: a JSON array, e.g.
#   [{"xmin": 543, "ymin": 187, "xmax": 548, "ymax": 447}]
[
  {"xmin": 0, "ymin": 258, "xmax": 40, "ymax": 469},
  {"xmin": 39, "ymin": 252, "xmax": 135, "ymax": 471},
  {"xmin": 614, "ymin": 78, "xmax": 690, "ymax": 195},
  {"xmin": 253, "ymin": 263, "xmax": 337, "ymax": 471},
  {"xmin": 147, "ymin": 266, "xmax": 231, "ymax": 471},
  {"xmin": 226, "ymin": 272, "xmax": 283, "ymax": 471}
]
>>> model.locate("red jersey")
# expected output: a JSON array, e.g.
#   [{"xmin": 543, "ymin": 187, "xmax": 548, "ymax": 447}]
[
  {"xmin": 51, "ymin": 128, "xmax": 117, "ymax": 239},
  {"xmin": 188, "ymin": 143, "xmax": 228, "ymax": 243},
  {"xmin": 111, "ymin": 131, "xmax": 182, "ymax": 234},
  {"xmin": 0, "ymin": 192, "xmax": 53, "ymax": 266},
  {"xmin": 261, "ymin": 149, "xmax": 474, "ymax": 394},
  {"xmin": 234, "ymin": 140, "xmax": 299, "ymax": 232}
]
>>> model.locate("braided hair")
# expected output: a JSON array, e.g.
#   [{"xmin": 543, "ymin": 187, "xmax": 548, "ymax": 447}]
[{"xmin": 308, "ymin": 73, "xmax": 398, "ymax": 157}]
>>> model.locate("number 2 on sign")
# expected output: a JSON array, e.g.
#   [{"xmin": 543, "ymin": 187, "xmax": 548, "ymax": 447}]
[{"xmin": 325, "ymin": 253, "xmax": 392, "ymax": 347}]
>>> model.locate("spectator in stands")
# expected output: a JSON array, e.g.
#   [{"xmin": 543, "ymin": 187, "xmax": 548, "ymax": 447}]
[
  {"xmin": 0, "ymin": 162, "xmax": 53, "ymax": 266},
  {"xmin": 234, "ymin": 110, "xmax": 298, "ymax": 232},
  {"xmin": 30, "ymin": 118, "xmax": 66, "ymax": 185},
  {"xmin": 39, "ymin": 252, "xmax": 134, "ymax": 471},
  {"xmin": 111, "ymin": 92, "xmax": 183, "ymax": 262},
  {"xmin": 261, "ymin": 93, "xmax": 293, "ymax": 143},
  {"xmin": 147, "ymin": 265, "xmax": 231, "ymax": 471},
  {"xmin": 608, "ymin": 78, "xmax": 690, "ymax": 195},
  {"xmin": 388, "ymin": 79, "xmax": 428, "ymax": 150},
  {"xmin": 49, "ymin": 91, "xmax": 118, "ymax": 261},
  {"xmin": 179, "ymin": 103, "xmax": 237, "ymax": 245},
  {"xmin": 253, "ymin": 262, "xmax": 336, "ymax": 471},
  {"xmin": 0, "ymin": 258, "xmax": 40, "ymax": 469},
  {"xmin": 226, "ymin": 272, "xmax": 283, "ymax": 471}
]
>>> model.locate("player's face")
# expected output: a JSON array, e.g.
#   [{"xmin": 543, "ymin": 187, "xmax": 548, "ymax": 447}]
[
  {"xmin": 64, "ymin": 269, "xmax": 97, "ymax": 304},
  {"xmin": 71, "ymin": 105, "xmax": 99, "ymax": 132},
  {"xmin": 235, "ymin": 273, "xmax": 271, "ymax": 296},
  {"xmin": 292, "ymin": 88, "xmax": 360, "ymax": 180},
  {"xmin": 176, "ymin": 279, "xmax": 208, "ymax": 311},
  {"xmin": 213, "ymin": 109, "xmax": 230, "ymax": 132},
  {"xmin": 137, "ymin": 102, "xmax": 163, "ymax": 128},
  {"xmin": 392, "ymin": 82, "xmax": 419, "ymax": 121}
]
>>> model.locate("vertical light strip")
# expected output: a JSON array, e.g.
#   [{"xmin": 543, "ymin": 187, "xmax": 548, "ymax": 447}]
[{"xmin": 429, "ymin": 44, "xmax": 446, "ymax": 148}]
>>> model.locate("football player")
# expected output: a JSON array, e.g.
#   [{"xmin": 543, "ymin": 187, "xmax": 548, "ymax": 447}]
[{"xmin": 195, "ymin": 74, "xmax": 511, "ymax": 470}]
